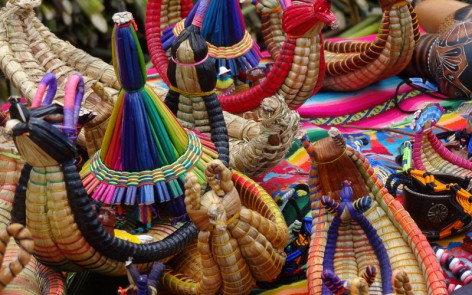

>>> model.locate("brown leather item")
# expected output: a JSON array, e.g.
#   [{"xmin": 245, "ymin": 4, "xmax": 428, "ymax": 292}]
[{"xmin": 403, "ymin": 174, "xmax": 472, "ymax": 240}]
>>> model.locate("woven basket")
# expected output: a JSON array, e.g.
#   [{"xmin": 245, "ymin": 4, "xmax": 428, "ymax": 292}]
[
  {"xmin": 322, "ymin": 1, "xmax": 420, "ymax": 91},
  {"xmin": 161, "ymin": 161, "xmax": 288, "ymax": 295},
  {"xmin": 302, "ymin": 128, "xmax": 446, "ymax": 295}
]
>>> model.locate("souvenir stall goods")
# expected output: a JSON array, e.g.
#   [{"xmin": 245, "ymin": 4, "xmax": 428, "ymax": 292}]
[
  {"xmin": 146, "ymin": 0, "xmax": 335, "ymax": 114},
  {"xmin": 5, "ymin": 75, "xmax": 194, "ymax": 276},
  {"xmin": 321, "ymin": 0, "xmax": 420, "ymax": 91},
  {"xmin": 402, "ymin": 2, "xmax": 472, "ymax": 99},
  {"xmin": 225, "ymin": 95, "xmax": 300, "ymax": 177},
  {"xmin": 0, "ymin": 0, "xmax": 168, "ymax": 155},
  {"xmin": 411, "ymin": 104, "xmax": 472, "ymax": 178},
  {"xmin": 161, "ymin": 160, "xmax": 288, "ymax": 295},
  {"xmin": 386, "ymin": 169, "xmax": 472, "ymax": 240},
  {"xmin": 302, "ymin": 128, "xmax": 446, "ymax": 294}
]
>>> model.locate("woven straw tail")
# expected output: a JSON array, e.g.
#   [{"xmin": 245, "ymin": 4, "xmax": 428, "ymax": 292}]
[
  {"xmin": 162, "ymin": 161, "xmax": 288, "ymax": 295},
  {"xmin": 0, "ymin": 224, "xmax": 34, "ymax": 292},
  {"xmin": 227, "ymin": 95, "xmax": 300, "ymax": 177},
  {"xmin": 412, "ymin": 104, "xmax": 472, "ymax": 178},
  {"xmin": 302, "ymin": 129, "xmax": 446, "ymax": 295},
  {"xmin": 322, "ymin": 2, "xmax": 420, "ymax": 91}
]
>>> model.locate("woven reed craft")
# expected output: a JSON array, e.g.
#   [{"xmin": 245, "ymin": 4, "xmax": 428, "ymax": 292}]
[
  {"xmin": 226, "ymin": 95, "xmax": 300, "ymax": 177},
  {"xmin": 403, "ymin": 4, "xmax": 472, "ymax": 99},
  {"xmin": 0, "ymin": 133, "xmax": 66, "ymax": 295},
  {"xmin": 386, "ymin": 169, "xmax": 472, "ymax": 240},
  {"xmin": 161, "ymin": 160, "xmax": 288, "ymax": 295},
  {"xmin": 412, "ymin": 103, "xmax": 472, "ymax": 178},
  {"xmin": 301, "ymin": 128, "xmax": 446, "ymax": 294},
  {"xmin": 0, "ymin": 0, "xmax": 168, "ymax": 156},
  {"xmin": 146, "ymin": 0, "xmax": 336, "ymax": 115},
  {"xmin": 163, "ymin": 21, "xmax": 230, "ymax": 167},
  {"xmin": 5, "ymin": 72, "xmax": 197, "ymax": 276},
  {"xmin": 322, "ymin": 0, "xmax": 420, "ymax": 91}
]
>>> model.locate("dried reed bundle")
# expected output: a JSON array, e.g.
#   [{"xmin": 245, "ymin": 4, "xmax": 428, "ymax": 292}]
[
  {"xmin": 227, "ymin": 95, "xmax": 299, "ymax": 177},
  {"xmin": 302, "ymin": 128, "xmax": 447, "ymax": 295},
  {"xmin": 322, "ymin": 1, "xmax": 420, "ymax": 91},
  {"xmin": 163, "ymin": 160, "xmax": 288, "ymax": 295}
]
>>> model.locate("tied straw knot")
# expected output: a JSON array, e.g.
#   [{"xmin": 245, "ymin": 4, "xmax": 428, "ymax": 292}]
[{"xmin": 7, "ymin": 0, "xmax": 41, "ymax": 10}]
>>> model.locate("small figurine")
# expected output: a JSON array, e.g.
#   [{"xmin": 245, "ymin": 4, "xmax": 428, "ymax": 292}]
[
  {"xmin": 215, "ymin": 66, "xmax": 235, "ymax": 96},
  {"xmin": 118, "ymin": 258, "xmax": 166, "ymax": 295}
]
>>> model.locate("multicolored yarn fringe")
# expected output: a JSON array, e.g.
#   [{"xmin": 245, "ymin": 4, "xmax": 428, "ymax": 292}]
[
  {"xmin": 161, "ymin": 0, "xmax": 262, "ymax": 76},
  {"xmin": 82, "ymin": 12, "xmax": 217, "ymax": 224}
]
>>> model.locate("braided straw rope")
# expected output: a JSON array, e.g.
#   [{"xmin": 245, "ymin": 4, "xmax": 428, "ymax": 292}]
[
  {"xmin": 323, "ymin": 3, "xmax": 419, "ymax": 91},
  {"xmin": 227, "ymin": 95, "xmax": 300, "ymax": 177},
  {"xmin": 305, "ymin": 133, "xmax": 446, "ymax": 295},
  {"xmin": 163, "ymin": 161, "xmax": 288, "ymax": 295}
]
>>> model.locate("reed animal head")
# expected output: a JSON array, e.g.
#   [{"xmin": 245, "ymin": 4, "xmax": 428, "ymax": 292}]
[
  {"xmin": 282, "ymin": 0, "xmax": 336, "ymax": 37},
  {"xmin": 5, "ymin": 74, "xmax": 84, "ymax": 166}
]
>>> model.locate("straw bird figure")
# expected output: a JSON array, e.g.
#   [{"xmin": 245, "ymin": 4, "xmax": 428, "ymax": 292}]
[{"xmin": 146, "ymin": 0, "xmax": 336, "ymax": 115}]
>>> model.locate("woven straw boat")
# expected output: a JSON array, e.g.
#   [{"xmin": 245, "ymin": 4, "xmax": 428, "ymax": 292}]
[
  {"xmin": 161, "ymin": 161, "xmax": 288, "ymax": 295},
  {"xmin": 146, "ymin": 0, "xmax": 336, "ymax": 115},
  {"xmin": 302, "ymin": 128, "xmax": 446, "ymax": 294},
  {"xmin": 412, "ymin": 104, "xmax": 472, "ymax": 178},
  {"xmin": 321, "ymin": 0, "xmax": 420, "ymax": 91}
]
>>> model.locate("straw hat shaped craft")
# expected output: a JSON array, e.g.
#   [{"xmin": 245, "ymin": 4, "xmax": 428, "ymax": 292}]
[
  {"xmin": 301, "ymin": 128, "xmax": 446, "ymax": 294},
  {"xmin": 146, "ymin": 0, "xmax": 336, "ymax": 115},
  {"xmin": 411, "ymin": 103, "xmax": 472, "ymax": 178},
  {"xmin": 322, "ymin": 0, "xmax": 420, "ymax": 91},
  {"xmin": 161, "ymin": 160, "xmax": 288, "ymax": 295}
]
